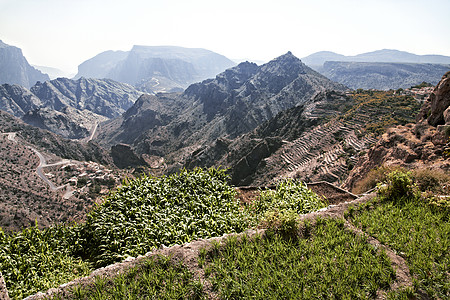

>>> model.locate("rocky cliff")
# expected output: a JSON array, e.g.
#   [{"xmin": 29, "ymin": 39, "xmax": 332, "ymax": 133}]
[
  {"xmin": 0, "ymin": 84, "xmax": 43, "ymax": 117},
  {"xmin": 0, "ymin": 40, "xmax": 49, "ymax": 88}
]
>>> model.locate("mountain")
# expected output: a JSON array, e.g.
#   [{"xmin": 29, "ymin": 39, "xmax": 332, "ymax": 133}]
[
  {"xmin": 30, "ymin": 77, "xmax": 142, "ymax": 118},
  {"xmin": 0, "ymin": 40, "xmax": 49, "ymax": 88},
  {"xmin": 74, "ymin": 50, "xmax": 128, "ymax": 80},
  {"xmin": 321, "ymin": 62, "xmax": 450, "ymax": 90},
  {"xmin": 75, "ymin": 46, "xmax": 236, "ymax": 93},
  {"xmin": 0, "ymin": 77, "xmax": 143, "ymax": 139},
  {"xmin": 95, "ymin": 52, "xmax": 347, "ymax": 168},
  {"xmin": 302, "ymin": 49, "xmax": 450, "ymax": 67}
]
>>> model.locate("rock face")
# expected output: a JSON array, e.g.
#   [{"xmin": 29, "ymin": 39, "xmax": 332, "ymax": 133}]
[
  {"xmin": 344, "ymin": 72, "xmax": 450, "ymax": 191},
  {"xmin": 75, "ymin": 46, "xmax": 236, "ymax": 93},
  {"xmin": 423, "ymin": 71, "xmax": 450, "ymax": 126},
  {"xmin": 96, "ymin": 52, "xmax": 347, "ymax": 167},
  {"xmin": 320, "ymin": 62, "xmax": 450, "ymax": 90},
  {"xmin": 0, "ymin": 40, "xmax": 49, "ymax": 88}
]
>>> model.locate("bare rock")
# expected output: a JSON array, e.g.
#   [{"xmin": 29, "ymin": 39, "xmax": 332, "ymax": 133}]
[{"xmin": 427, "ymin": 71, "xmax": 450, "ymax": 126}]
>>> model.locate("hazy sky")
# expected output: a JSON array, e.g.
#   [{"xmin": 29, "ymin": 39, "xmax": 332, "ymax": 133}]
[{"xmin": 1, "ymin": 0, "xmax": 449, "ymax": 74}]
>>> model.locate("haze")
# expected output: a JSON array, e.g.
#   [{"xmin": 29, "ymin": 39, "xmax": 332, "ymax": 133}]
[{"xmin": 1, "ymin": 0, "xmax": 449, "ymax": 75}]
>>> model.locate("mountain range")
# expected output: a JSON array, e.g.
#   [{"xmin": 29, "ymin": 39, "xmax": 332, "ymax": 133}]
[
  {"xmin": 75, "ymin": 46, "xmax": 236, "ymax": 93},
  {"xmin": 95, "ymin": 52, "xmax": 347, "ymax": 171},
  {"xmin": 300, "ymin": 50, "xmax": 450, "ymax": 90},
  {"xmin": 0, "ymin": 77, "xmax": 143, "ymax": 139},
  {"xmin": 302, "ymin": 49, "xmax": 450, "ymax": 68}
]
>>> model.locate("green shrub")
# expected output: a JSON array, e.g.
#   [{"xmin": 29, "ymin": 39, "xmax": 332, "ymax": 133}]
[
  {"xmin": 253, "ymin": 179, "xmax": 326, "ymax": 217},
  {"xmin": 261, "ymin": 209, "xmax": 301, "ymax": 239},
  {"xmin": 353, "ymin": 165, "xmax": 405, "ymax": 194},
  {"xmin": 377, "ymin": 170, "xmax": 419, "ymax": 203}
]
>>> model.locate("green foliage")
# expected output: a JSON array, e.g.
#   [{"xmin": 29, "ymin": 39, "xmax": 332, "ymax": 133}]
[
  {"xmin": 67, "ymin": 255, "xmax": 204, "ymax": 300},
  {"xmin": 81, "ymin": 168, "xmax": 251, "ymax": 267},
  {"xmin": 261, "ymin": 209, "xmax": 301, "ymax": 239},
  {"xmin": 377, "ymin": 170, "xmax": 419, "ymax": 203},
  {"xmin": 252, "ymin": 179, "xmax": 327, "ymax": 217},
  {"xmin": 0, "ymin": 225, "xmax": 91, "ymax": 299},
  {"xmin": 203, "ymin": 218, "xmax": 395, "ymax": 299},
  {"xmin": 347, "ymin": 198, "xmax": 449, "ymax": 298}
]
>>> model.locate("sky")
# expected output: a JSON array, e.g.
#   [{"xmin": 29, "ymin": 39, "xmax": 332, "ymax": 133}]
[{"xmin": 1, "ymin": 0, "xmax": 449, "ymax": 75}]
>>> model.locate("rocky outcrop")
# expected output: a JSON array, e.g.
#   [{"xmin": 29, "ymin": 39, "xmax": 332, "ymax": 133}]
[
  {"xmin": 111, "ymin": 144, "xmax": 148, "ymax": 168},
  {"xmin": 423, "ymin": 71, "xmax": 450, "ymax": 126},
  {"xmin": 0, "ymin": 40, "xmax": 49, "ymax": 88},
  {"xmin": 344, "ymin": 72, "xmax": 450, "ymax": 191}
]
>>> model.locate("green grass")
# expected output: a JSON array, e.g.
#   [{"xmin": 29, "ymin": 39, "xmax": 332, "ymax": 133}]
[
  {"xmin": 65, "ymin": 255, "xmax": 203, "ymax": 300},
  {"xmin": 201, "ymin": 217, "xmax": 395, "ymax": 299},
  {"xmin": 346, "ymin": 197, "xmax": 449, "ymax": 298}
]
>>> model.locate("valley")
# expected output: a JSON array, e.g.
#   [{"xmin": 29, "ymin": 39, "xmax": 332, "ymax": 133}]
[{"xmin": 0, "ymin": 47, "xmax": 449, "ymax": 299}]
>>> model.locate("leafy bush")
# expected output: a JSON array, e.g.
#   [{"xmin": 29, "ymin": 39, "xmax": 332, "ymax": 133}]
[
  {"xmin": 81, "ymin": 168, "xmax": 252, "ymax": 267},
  {"xmin": 353, "ymin": 165, "xmax": 405, "ymax": 194},
  {"xmin": 252, "ymin": 179, "xmax": 326, "ymax": 217},
  {"xmin": 261, "ymin": 209, "xmax": 301, "ymax": 239},
  {"xmin": 377, "ymin": 170, "xmax": 419, "ymax": 203}
]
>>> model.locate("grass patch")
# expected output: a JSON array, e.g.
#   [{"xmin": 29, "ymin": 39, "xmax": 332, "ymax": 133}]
[
  {"xmin": 346, "ymin": 171, "xmax": 450, "ymax": 298},
  {"xmin": 65, "ymin": 255, "xmax": 203, "ymax": 300},
  {"xmin": 201, "ymin": 218, "xmax": 395, "ymax": 299}
]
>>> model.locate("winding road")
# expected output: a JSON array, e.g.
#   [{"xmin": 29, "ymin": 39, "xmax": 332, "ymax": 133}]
[{"xmin": 4, "ymin": 132, "xmax": 73, "ymax": 198}]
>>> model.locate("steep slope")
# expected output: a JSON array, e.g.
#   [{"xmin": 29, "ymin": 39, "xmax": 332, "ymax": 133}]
[
  {"xmin": 0, "ymin": 40, "xmax": 49, "ymax": 88},
  {"xmin": 75, "ymin": 46, "xmax": 236, "ymax": 93},
  {"xmin": 97, "ymin": 52, "xmax": 347, "ymax": 165},
  {"xmin": 321, "ymin": 62, "xmax": 450, "ymax": 90}
]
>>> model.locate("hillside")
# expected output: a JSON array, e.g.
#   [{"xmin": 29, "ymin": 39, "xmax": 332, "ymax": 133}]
[
  {"xmin": 320, "ymin": 61, "xmax": 450, "ymax": 90},
  {"xmin": 344, "ymin": 71, "xmax": 450, "ymax": 192},
  {"xmin": 186, "ymin": 89, "xmax": 422, "ymax": 186},
  {"xmin": 0, "ymin": 110, "xmax": 124, "ymax": 232},
  {"xmin": 0, "ymin": 40, "xmax": 49, "ymax": 88},
  {"xmin": 96, "ymin": 52, "xmax": 346, "ymax": 167},
  {"xmin": 0, "ymin": 77, "xmax": 143, "ymax": 139},
  {"xmin": 75, "ymin": 46, "xmax": 236, "ymax": 93}
]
